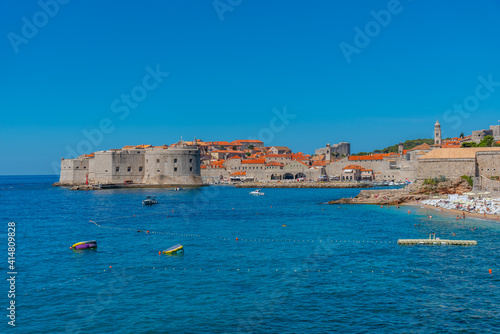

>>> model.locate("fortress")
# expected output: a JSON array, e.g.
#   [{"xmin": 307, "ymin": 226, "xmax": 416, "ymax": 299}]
[{"xmin": 54, "ymin": 140, "xmax": 203, "ymax": 187}]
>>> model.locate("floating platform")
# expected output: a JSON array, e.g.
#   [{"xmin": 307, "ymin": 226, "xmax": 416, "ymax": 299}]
[
  {"xmin": 398, "ymin": 235, "xmax": 476, "ymax": 246},
  {"xmin": 163, "ymin": 244, "xmax": 184, "ymax": 254}
]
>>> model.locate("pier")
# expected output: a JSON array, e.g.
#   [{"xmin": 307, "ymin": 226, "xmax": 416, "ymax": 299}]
[{"xmin": 398, "ymin": 234, "xmax": 477, "ymax": 246}]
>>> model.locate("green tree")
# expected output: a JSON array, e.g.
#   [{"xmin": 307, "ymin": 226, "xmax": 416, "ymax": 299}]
[
  {"xmin": 245, "ymin": 152, "xmax": 251, "ymax": 157},
  {"xmin": 461, "ymin": 142, "xmax": 477, "ymax": 148},
  {"xmin": 478, "ymin": 135, "xmax": 495, "ymax": 147},
  {"xmin": 232, "ymin": 145, "xmax": 237, "ymax": 150},
  {"xmin": 248, "ymin": 145, "xmax": 254, "ymax": 150},
  {"xmin": 459, "ymin": 132, "xmax": 464, "ymax": 139}
]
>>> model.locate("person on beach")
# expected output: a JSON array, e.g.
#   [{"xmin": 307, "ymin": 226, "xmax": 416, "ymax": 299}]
[{"xmin": 456, "ymin": 215, "xmax": 460, "ymax": 220}]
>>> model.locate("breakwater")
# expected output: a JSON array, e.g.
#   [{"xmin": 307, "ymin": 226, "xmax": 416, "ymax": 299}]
[{"xmin": 328, "ymin": 189, "xmax": 428, "ymax": 205}]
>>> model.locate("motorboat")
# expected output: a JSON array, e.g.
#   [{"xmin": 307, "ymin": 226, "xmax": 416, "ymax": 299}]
[
  {"xmin": 142, "ymin": 196, "xmax": 158, "ymax": 205},
  {"xmin": 71, "ymin": 240, "xmax": 97, "ymax": 250},
  {"xmin": 249, "ymin": 189, "xmax": 265, "ymax": 196}
]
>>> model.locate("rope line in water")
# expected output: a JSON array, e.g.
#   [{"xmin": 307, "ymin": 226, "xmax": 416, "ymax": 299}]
[
  {"xmin": 91, "ymin": 221, "xmax": 201, "ymax": 237},
  {"xmin": 90, "ymin": 203, "xmax": 327, "ymax": 223},
  {"xmin": 25, "ymin": 265, "xmax": 496, "ymax": 296}
]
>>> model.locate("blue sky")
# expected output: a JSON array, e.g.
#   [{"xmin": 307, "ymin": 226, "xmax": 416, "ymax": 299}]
[{"xmin": 1, "ymin": 0, "xmax": 500, "ymax": 175}]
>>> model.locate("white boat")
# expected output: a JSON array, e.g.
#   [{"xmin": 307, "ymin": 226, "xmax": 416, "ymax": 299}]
[
  {"xmin": 249, "ymin": 189, "xmax": 265, "ymax": 196},
  {"xmin": 142, "ymin": 196, "xmax": 158, "ymax": 205}
]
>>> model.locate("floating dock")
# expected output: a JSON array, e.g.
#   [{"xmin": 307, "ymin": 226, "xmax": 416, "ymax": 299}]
[{"xmin": 398, "ymin": 235, "xmax": 476, "ymax": 246}]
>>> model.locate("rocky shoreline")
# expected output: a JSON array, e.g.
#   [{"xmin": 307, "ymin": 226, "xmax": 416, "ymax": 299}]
[
  {"xmin": 328, "ymin": 179, "xmax": 472, "ymax": 205},
  {"xmin": 235, "ymin": 182, "xmax": 371, "ymax": 189}
]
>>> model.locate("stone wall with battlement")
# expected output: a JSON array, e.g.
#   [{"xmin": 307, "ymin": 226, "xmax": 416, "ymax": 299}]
[{"xmin": 55, "ymin": 145, "xmax": 202, "ymax": 186}]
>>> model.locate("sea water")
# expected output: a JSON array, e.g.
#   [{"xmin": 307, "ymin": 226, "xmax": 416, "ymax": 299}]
[{"xmin": 1, "ymin": 175, "xmax": 499, "ymax": 333}]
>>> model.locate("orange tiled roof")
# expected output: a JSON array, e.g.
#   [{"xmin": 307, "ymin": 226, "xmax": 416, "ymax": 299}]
[
  {"xmin": 312, "ymin": 161, "xmax": 326, "ymax": 166},
  {"xmin": 85, "ymin": 153, "xmax": 94, "ymax": 158},
  {"xmin": 200, "ymin": 165, "xmax": 207, "ymax": 169},
  {"xmin": 241, "ymin": 158, "xmax": 266, "ymax": 164},
  {"xmin": 263, "ymin": 154, "xmax": 292, "ymax": 158},
  {"xmin": 343, "ymin": 164, "xmax": 363, "ymax": 170},
  {"xmin": 235, "ymin": 140, "xmax": 263, "ymax": 143},
  {"xmin": 230, "ymin": 171, "xmax": 246, "ymax": 176},
  {"xmin": 265, "ymin": 161, "xmax": 284, "ymax": 167}
]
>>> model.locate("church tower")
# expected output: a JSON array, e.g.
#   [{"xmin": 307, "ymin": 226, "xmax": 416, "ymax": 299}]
[{"xmin": 434, "ymin": 120, "xmax": 442, "ymax": 146}]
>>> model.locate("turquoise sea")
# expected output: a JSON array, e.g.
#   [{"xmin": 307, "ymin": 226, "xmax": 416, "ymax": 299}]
[{"xmin": 1, "ymin": 175, "xmax": 500, "ymax": 333}]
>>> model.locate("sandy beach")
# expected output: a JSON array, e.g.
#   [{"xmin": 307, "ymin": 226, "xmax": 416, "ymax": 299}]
[{"xmin": 405, "ymin": 202, "xmax": 500, "ymax": 223}]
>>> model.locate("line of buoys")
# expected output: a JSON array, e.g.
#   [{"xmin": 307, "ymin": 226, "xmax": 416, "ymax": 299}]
[
  {"xmin": 26, "ymin": 264, "xmax": 496, "ymax": 295},
  {"xmin": 218, "ymin": 237, "xmax": 395, "ymax": 244},
  {"xmin": 88, "ymin": 203, "xmax": 324, "ymax": 224},
  {"xmin": 91, "ymin": 221, "xmax": 201, "ymax": 238}
]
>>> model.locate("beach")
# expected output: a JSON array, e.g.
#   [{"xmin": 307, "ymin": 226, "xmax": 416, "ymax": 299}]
[{"xmin": 407, "ymin": 201, "xmax": 500, "ymax": 223}]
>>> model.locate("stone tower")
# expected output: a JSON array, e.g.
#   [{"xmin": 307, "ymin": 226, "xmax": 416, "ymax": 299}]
[
  {"xmin": 398, "ymin": 142, "xmax": 404, "ymax": 155},
  {"xmin": 434, "ymin": 120, "xmax": 442, "ymax": 146}
]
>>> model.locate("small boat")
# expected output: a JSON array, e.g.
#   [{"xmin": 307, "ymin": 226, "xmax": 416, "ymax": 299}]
[
  {"xmin": 142, "ymin": 196, "xmax": 158, "ymax": 205},
  {"xmin": 174, "ymin": 187, "xmax": 182, "ymax": 191},
  {"xmin": 249, "ymin": 189, "xmax": 265, "ymax": 196},
  {"xmin": 71, "ymin": 240, "xmax": 97, "ymax": 250},
  {"xmin": 163, "ymin": 244, "xmax": 184, "ymax": 254}
]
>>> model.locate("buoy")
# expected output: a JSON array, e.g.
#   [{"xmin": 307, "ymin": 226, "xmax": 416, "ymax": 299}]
[
  {"xmin": 236, "ymin": 238, "xmax": 238, "ymax": 241},
  {"xmin": 147, "ymin": 231, "xmax": 149, "ymax": 233},
  {"xmin": 70, "ymin": 247, "xmax": 72, "ymax": 249},
  {"xmin": 489, "ymin": 269, "xmax": 492, "ymax": 274},
  {"xmin": 159, "ymin": 251, "xmax": 161, "ymax": 255},
  {"xmin": 133, "ymin": 215, "xmax": 135, "ymax": 217},
  {"xmin": 109, "ymin": 266, "xmax": 112, "ymax": 268}
]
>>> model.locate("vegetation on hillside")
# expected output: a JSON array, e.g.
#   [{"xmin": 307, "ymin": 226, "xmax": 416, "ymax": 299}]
[
  {"xmin": 461, "ymin": 175, "xmax": 473, "ymax": 187},
  {"xmin": 353, "ymin": 138, "xmax": 434, "ymax": 156}
]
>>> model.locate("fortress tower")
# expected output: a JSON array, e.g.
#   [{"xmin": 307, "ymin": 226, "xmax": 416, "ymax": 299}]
[{"xmin": 434, "ymin": 120, "xmax": 442, "ymax": 146}]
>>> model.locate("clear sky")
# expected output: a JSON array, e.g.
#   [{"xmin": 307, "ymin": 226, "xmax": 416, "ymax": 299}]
[{"xmin": 1, "ymin": 0, "xmax": 500, "ymax": 175}]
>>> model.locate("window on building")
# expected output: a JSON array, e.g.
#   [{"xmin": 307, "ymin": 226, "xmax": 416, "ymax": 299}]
[
  {"xmin": 190, "ymin": 159, "xmax": 192, "ymax": 163},
  {"xmin": 105, "ymin": 170, "xmax": 108, "ymax": 172},
  {"xmin": 156, "ymin": 159, "xmax": 160, "ymax": 163},
  {"xmin": 127, "ymin": 167, "xmax": 131, "ymax": 172},
  {"xmin": 190, "ymin": 167, "xmax": 192, "ymax": 171},
  {"xmin": 157, "ymin": 170, "xmax": 160, "ymax": 172},
  {"xmin": 174, "ymin": 167, "xmax": 177, "ymax": 172},
  {"xmin": 139, "ymin": 167, "xmax": 143, "ymax": 172},
  {"xmin": 116, "ymin": 167, "xmax": 119, "ymax": 172},
  {"xmin": 137, "ymin": 151, "xmax": 140, "ymax": 154},
  {"xmin": 174, "ymin": 159, "xmax": 177, "ymax": 163}
]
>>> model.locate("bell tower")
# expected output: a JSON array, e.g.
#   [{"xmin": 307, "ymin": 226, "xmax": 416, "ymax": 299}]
[{"xmin": 434, "ymin": 120, "xmax": 442, "ymax": 146}]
